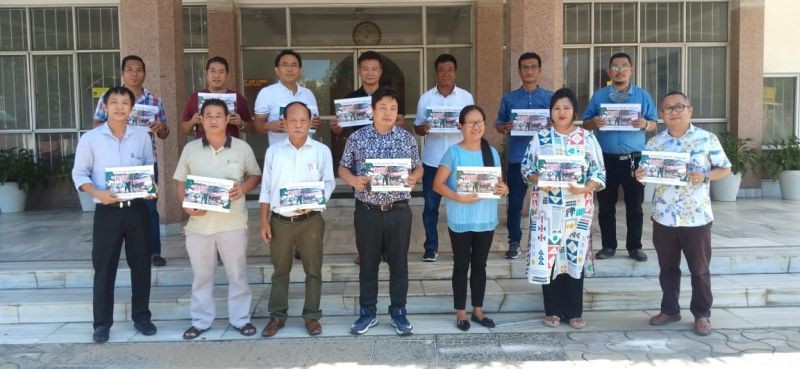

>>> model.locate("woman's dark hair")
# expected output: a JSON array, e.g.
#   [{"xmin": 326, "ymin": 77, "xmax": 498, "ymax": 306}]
[
  {"xmin": 549, "ymin": 88, "xmax": 579, "ymax": 121},
  {"xmin": 371, "ymin": 87, "xmax": 400, "ymax": 108},
  {"xmin": 459, "ymin": 105, "xmax": 495, "ymax": 167},
  {"xmin": 200, "ymin": 98, "xmax": 229, "ymax": 116},
  {"xmin": 205, "ymin": 56, "xmax": 229, "ymax": 72},
  {"xmin": 102, "ymin": 86, "xmax": 135, "ymax": 105}
]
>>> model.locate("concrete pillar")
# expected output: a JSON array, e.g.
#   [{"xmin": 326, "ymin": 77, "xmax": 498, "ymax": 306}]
[
  {"xmin": 474, "ymin": 0, "xmax": 505, "ymax": 149},
  {"xmin": 508, "ymin": 0, "xmax": 564, "ymax": 91},
  {"xmin": 119, "ymin": 0, "xmax": 186, "ymax": 234},
  {"xmin": 207, "ymin": 0, "xmax": 241, "ymax": 91},
  {"xmin": 730, "ymin": 0, "xmax": 765, "ymax": 188}
]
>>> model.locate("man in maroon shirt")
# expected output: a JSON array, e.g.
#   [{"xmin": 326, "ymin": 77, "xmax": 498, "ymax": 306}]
[{"xmin": 180, "ymin": 56, "xmax": 253, "ymax": 138}]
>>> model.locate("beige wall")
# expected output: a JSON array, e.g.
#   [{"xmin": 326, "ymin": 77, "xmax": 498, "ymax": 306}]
[{"xmin": 764, "ymin": 0, "xmax": 800, "ymax": 74}]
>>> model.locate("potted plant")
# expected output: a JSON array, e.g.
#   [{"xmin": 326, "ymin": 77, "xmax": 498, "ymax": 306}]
[
  {"xmin": 0, "ymin": 148, "xmax": 44, "ymax": 213},
  {"xmin": 764, "ymin": 136, "xmax": 800, "ymax": 201},
  {"xmin": 711, "ymin": 131, "xmax": 759, "ymax": 201}
]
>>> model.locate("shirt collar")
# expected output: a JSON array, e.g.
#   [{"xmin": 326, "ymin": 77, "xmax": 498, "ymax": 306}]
[
  {"xmin": 665, "ymin": 123, "xmax": 696, "ymax": 140},
  {"xmin": 100, "ymin": 122, "xmax": 135, "ymax": 140},
  {"xmin": 121, "ymin": 85, "xmax": 152, "ymax": 104},
  {"xmin": 517, "ymin": 85, "xmax": 540, "ymax": 94},
  {"xmin": 434, "ymin": 85, "xmax": 459, "ymax": 97},
  {"xmin": 201, "ymin": 135, "xmax": 232, "ymax": 149},
  {"xmin": 278, "ymin": 81, "xmax": 302, "ymax": 95},
  {"xmin": 282, "ymin": 136, "xmax": 313, "ymax": 149}
]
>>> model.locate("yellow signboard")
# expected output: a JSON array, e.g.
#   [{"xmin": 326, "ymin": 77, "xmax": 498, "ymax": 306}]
[{"xmin": 92, "ymin": 87, "xmax": 110, "ymax": 99}]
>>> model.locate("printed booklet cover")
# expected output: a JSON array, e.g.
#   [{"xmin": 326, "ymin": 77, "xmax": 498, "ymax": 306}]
[
  {"xmin": 197, "ymin": 92, "xmax": 237, "ymax": 113},
  {"xmin": 279, "ymin": 181, "xmax": 327, "ymax": 212},
  {"xmin": 364, "ymin": 158, "xmax": 412, "ymax": 192},
  {"xmin": 510, "ymin": 109, "xmax": 550, "ymax": 136},
  {"xmin": 639, "ymin": 151, "xmax": 690, "ymax": 186},
  {"xmin": 599, "ymin": 103, "xmax": 642, "ymax": 131},
  {"xmin": 182, "ymin": 175, "xmax": 234, "ymax": 213},
  {"xmin": 536, "ymin": 155, "xmax": 586, "ymax": 188},
  {"xmin": 334, "ymin": 96, "xmax": 373, "ymax": 127},
  {"xmin": 128, "ymin": 104, "xmax": 160, "ymax": 128},
  {"xmin": 456, "ymin": 166, "xmax": 502, "ymax": 199},
  {"xmin": 425, "ymin": 106, "xmax": 462, "ymax": 133},
  {"xmin": 104, "ymin": 165, "xmax": 156, "ymax": 200}
]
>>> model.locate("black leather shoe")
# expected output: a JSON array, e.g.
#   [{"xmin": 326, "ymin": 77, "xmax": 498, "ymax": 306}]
[
  {"xmin": 134, "ymin": 320, "xmax": 157, "ymax": 336},
  {"xmin": 595, "ymin": 248, "xmax": 616, "ymax": 259},
  {"xmin": 93, "ymin": 326, "xmax": 109, "ymax": 343},
  {"xmin": 628, "ymin": 249, "xmax": 648, "ymax": 262},
  {"xmin": 470, "ymin": 315, "xmax": 496, "ymax": 328},
  {"xmin": 456, "ymin": 319, "xmax": 470, "ymax": 332}
]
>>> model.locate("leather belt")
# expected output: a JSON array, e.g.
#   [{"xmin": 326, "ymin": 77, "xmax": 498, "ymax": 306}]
[
  {"xmin": 275, "ymin": 211, "xmax": 318, "ymax": 223},
  {"xmin": 358, "ymin": 200, "xmax": 408, "ymax": 212},
  {"xmin": 97, "ymin": 199, "xmax": 145, "ymax": 208}
]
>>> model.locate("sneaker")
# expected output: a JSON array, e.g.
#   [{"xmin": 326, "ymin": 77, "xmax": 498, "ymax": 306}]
[
  {"xmin": 350, "ymin": 307, "xmax": 378, "ymax": 335},
  {"xmin": 422, "ymin": 250, "xmax": 438, "ymax": 262},
  {"xmin": 389, "ymin": 307, "xmax": 414, "ymax": 336},
  {"xmin": 151, "ymin": 254, "xmax": 166, "ymax": 267},
  {"xmin": 628, "ymin": 249, "xmax": 648, "ymax": 262},
  {"xmin": 595, "ymin": 248, "xmax": 616, "ymax": 259},
  {"xmin": 504, "ymin": 241, "xmax": 520, "ymax": 259}
]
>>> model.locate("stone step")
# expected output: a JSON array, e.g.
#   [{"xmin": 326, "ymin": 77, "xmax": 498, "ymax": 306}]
[
  {"xmin": 2, "ymin": 246, "xmax": 799, "ymax": 290},
  {"xmin": 2, "ymin": 273, "xmax": 799, "ymax": 324}
]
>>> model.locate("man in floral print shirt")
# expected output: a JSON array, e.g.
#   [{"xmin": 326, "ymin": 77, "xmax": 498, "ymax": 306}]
[{"xmin": 635, "ymin": 91, "xmax": 731, "ymax": 337}]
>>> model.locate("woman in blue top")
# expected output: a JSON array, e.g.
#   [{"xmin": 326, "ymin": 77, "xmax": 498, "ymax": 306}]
[{"xmin": 433, "ymin": 105, "xmax": 509, "ymax": 331}]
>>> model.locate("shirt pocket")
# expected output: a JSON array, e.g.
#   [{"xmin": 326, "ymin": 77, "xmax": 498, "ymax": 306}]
[{"xmin": 224, "ymin": 159, "xmax": 245, "ymax": 181}]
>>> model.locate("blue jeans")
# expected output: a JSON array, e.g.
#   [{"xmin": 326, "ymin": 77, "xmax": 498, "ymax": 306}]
[
  {"xmin": 422, "ymin": 164, "xmax": 441, "ymax": 252},
  {"xmin": 506, "ymin": 163, "xmax": 527, "ymax": 243}
]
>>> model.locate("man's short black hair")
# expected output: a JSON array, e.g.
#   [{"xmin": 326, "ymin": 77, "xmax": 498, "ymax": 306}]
[
  {"xmin": 608, "ymin": 52, "xmax": 633, "ymax": 67},
  {"xmin": 357, "ymin": 51, "xmax": 382, "ymax": 68},
  {"xmin": 274, "ymin": 49, "xmax": 303, "ymax": 68},
  {"xmin": 434, "ymin": 53, "xmax": 457, "ymax": 71},
  {"xmin": 102, "ymin": 86, "xmax": 136, "ymax": 105},
  {"xmin": 284, "ymin": 101, "xmax": 312, "ymax": 119},
  {"xmin": 206, "ymin": 56, "xmax": 229, "ymax": 72},
  {"xmin": 662, "ymin": 91, "xmax": 691, "ymax": 107},
  {"xmin": 371, "ymin": 87, "xmax": 400, "ymax": 109},
  {"xmin": 121, "ymin": 55, "xmax": 145, "ymax": 73},
  {"xmin": 200, "ymin": 98, "xmax": 230, "ymax": 116},
  {"xmin": 518, "ymin": 52, "xmax": 542, "ymax": 69}
]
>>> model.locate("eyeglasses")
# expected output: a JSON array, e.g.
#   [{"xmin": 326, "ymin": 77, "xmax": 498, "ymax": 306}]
[
  {"xmin": 609, "ymin": 65, "xmax": 631, "ymax": 72},
  {"xmin": 278, "ymin": 63, "xmax": 300, "ymax": 69},
  {"xmin": 463, "ymin": 121, "xmax": 485, "ymax": 128},
  {"xmin": 662, "ymin": 104, "xmax": 690, "ymax": 114}
]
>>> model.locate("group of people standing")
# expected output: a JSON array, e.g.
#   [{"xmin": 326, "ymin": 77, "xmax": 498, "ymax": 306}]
[{"xmin": 72, "ymin": 48, "xmax": 730, "ymax": 344}]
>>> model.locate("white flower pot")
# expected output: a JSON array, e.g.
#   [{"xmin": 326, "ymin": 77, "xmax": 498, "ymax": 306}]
[
  {"xmin": 710, "ymin": 172, "xmax": 741, "ymax": 202},
  {"xmin": 0, "ymin": 182, "xmax": 27, "ymax": 213},
  {"xmin": 78, "ymin": 190, "xmax": 96, "ymax": 212},
  {"xmin": 778, "ymin": 170, "xmax": 800, "ymax": 201}
]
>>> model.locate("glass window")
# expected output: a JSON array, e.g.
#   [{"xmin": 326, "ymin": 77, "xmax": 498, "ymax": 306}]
[
  {"xmin": 426, "ymin": 47, "xmax": 473, "ymax": 95},
  {"xmin": 183, "ymin": 6, "xmax": 208, "ymax": 49},
  {"xmin": 426, "ymin": 6, "xmax": 471, "ymax": 45},
  {"xmin": 764, "ymin": 77, "xmax": 798, "ymax": 143},
  {"xmin": 687, "ymin": 2, "xmax": 728, "ymax": 42},
  {"xmin": 0, "ymin": 8, "xmax": 27, "ymax": 51},
  {"xmin": 77, "ymin": 53, "xmax": 119, "ymax": 130},
  {"xmin": 291, "ymin": 7, "xmax": 423, "ymax": 47},
  {"xmin": 0, "ymin": 56, "xmax": 31, "ymax": 130},
  {"xmin": 640, "ymin": 2, "xmax": 682, "ymax": 43},
  {"xmin": 593, "ymin": 46, "xmax": 637, "ymax": 91},
  {"xmin": 0, "ymin": 133, "xmax": 33, "ymax": 150},
  {"xmin": 33, "ymin": 55, "xmax": 75, "ymax": 130},
  {"xmin": 76, "ymin": 7, "xmax": 120, "ymax": 50},
  {"xmin": 641, "ymin": 47, "xmax": 681, "ymax": 107},
  {"xmin": 30, "ymin": 8, "xmax": 73, "ymax": 51},
  {"xmin": 563, "ymin": 48, "xmax": 590, "ymax": 114},
  {"xmin": 687, "ymin": 47, "xmax": 726, "ymax": 118},
  {"xmin": 563, "ymin": 3, "xmax": 591, "ymax": 44},
  {"xmin": 240, "ymin": 8, "xmax": 287, "ymax": 47},
  {"xmin": 36, "ymin": 132, "xmax": 77, "ymax": 173},
  {"xmin": 593, "ymin": 3, "xmax": 637, "ymax": 44},
  {"xmin": 184, "ymin": 52, "xmax": 209, "ymax": 95}
]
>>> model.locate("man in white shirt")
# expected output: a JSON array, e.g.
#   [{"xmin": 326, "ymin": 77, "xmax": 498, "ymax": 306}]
[
  {"xmin": 259, "ymin": 101, "xmax": 335, "ymax": 337},
  {"xmin": 253, "ymin": 49, "xmax": 321, "ymax": 145},
  {"xmin": 414, "ymin": 54, "xmax": 475, "ymax": 262}
]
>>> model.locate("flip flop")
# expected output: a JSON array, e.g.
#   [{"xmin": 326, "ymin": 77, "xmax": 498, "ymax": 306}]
[{"xmin": 236, "ymin": 323, "xmax": 257, "ymax": 336}]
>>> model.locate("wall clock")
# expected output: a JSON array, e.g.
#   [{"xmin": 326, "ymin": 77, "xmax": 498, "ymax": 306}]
[{"xmin": 353, "ymin": 21, "xmax": 381, "ymax": 46}]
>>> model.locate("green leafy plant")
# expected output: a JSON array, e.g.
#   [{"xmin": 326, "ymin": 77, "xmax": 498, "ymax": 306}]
[
  {"xmin": 46, "ymin": 154, "xmax": 75, "ymax": 184},
  {"xmin": 764, "ymin": 136, "xmax": 800, "ymax": 179},
  {"xmin": 719, "ymin": 131, "xmax": 759, "ymax": 176},
  {"xmin": 0, "ymin": 148, "xmax": 44, "ymax": 190}
]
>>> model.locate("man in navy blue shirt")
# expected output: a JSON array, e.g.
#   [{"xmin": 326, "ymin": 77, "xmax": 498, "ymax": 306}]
[
  {"xmin": 495, "ymin": 52, "xmax": 553, "ymax": 259},
  {"xmin": 582, "ymin": 52, "xmax": 658, "ymax": 262}
]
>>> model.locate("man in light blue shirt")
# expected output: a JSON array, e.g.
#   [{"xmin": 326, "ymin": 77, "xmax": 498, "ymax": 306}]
[
  {"xmin": 414, "ymin": 54, "xmax": 474, "ymax": 262},
  {"xmin": 582, "ymin": 52, "xmax": 658, "ymax": 263},
  {"xmin": 495, "ymin": 52, "xmax": 553, "ymax": 259}
]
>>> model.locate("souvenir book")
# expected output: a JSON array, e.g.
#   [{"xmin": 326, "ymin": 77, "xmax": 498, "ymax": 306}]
[
  {"xmin": 197, "ymin": 92, "xmax": 237, "ymax": 114},
  {"xmin": 510, "ymin": 109, "xmax": 550, "ymax": 136},
  {"xmin": 182, "ymin": 175, "xmax": 234, "ymax": 213},
  {"xmin": 364, "ymin": 158, "xmax": 412, "ymax": 192},
  {"xmin": 278, "ymin": 181, "xmax": 327, "ymax": 212},
  {"xmin": 536, "ymin": 155, "xmax": 586, "ymax": 188},
  {"xmin": 104, "ymin": 165, "xmax": 156, "ymax": 200},
  {"xmin": 455, "ymin": 166, "xmax": 501, "ymax": 199},
  {"xmin": 425, "ymin": 106, "xmax": 462, "ymax": 133},
  {"xmin": 598, "ymin": 103, "xmax": 642, "ymax": 131},
  {"xmin": 334, "ymin": 96, "xmax": 373, "ymax": 127},
  {"xmin": 639, "ymin": 151, "xmax": 690, "ymax": 186}
]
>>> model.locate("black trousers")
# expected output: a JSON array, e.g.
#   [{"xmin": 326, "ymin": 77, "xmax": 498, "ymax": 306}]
[
  {"xmin": 652, "ymin": 221, "xmax": 713, "ymax": 318},
  {"xmin": 596, "ymin": 153, "xmax": 644, "ymax": 251},
  {"xmin": 354, "ymin": 200, "xmax": 412, "ymax": 314},
  {"xmin": 92, "ymin": 200, "xmax": 152, "ymax": 328},
  {"xmin": 448, "ymin": 229, "xmax": 494, "ymax": 310},
  {"xmin": 542, "ymin": 271, "xmax": 584, "ymax": 320}
]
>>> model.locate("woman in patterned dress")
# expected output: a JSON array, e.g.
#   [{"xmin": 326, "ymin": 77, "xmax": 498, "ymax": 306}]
[{"xmin": 521, "ymin": 88, "xmax": 606, "ymax": 329}]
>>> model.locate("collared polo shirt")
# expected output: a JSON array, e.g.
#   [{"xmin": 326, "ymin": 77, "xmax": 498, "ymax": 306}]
[
  {"xmin": 72, "ymin": 123, "xmax": 155, "ymax": 202},
  {"xmin": 181, "ymin": 88, "xmax": 253, "ymax": 139},
  {"xmin": 582, "ymin": 84, "xmax": 659, "ymax": 154},
  {"xmin": 173, "ymin": 136, "xmax": 262, "ymax": 235},
  {"xmin": 253, "ymin": 82, "xmax": 319, "ymax": 145},
  {"xmin": 495, "ymin": 86, "xmax": 554, "ymax": 163},
  {"xmin": 259, "ymin": 137, "xmax": 336, "ymax": 217},
  {"xmin": 646, "ymin": 124, "xmax": 731, "ymax": 227},
  {"xmin": 414, "ymin": 85, "xmax": 474, "ymax": 167},
  {"xmin": 340, "ymin": 124, "xmax": 422, "ymax": 205}
]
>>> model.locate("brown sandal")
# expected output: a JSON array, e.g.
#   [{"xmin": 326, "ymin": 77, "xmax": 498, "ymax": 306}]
[
  {"xmin": 236, "ymin": 323, "xmax": 257, "ymax": 336},
  {"xmin": 182, "ymin": 326, "xmax": 207, "ymax": 340}
]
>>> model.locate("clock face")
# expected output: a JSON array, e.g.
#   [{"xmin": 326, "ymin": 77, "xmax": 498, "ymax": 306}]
[{"xmin": 353, "ymin": 21, "xmax": 381, "ymax": 46}]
